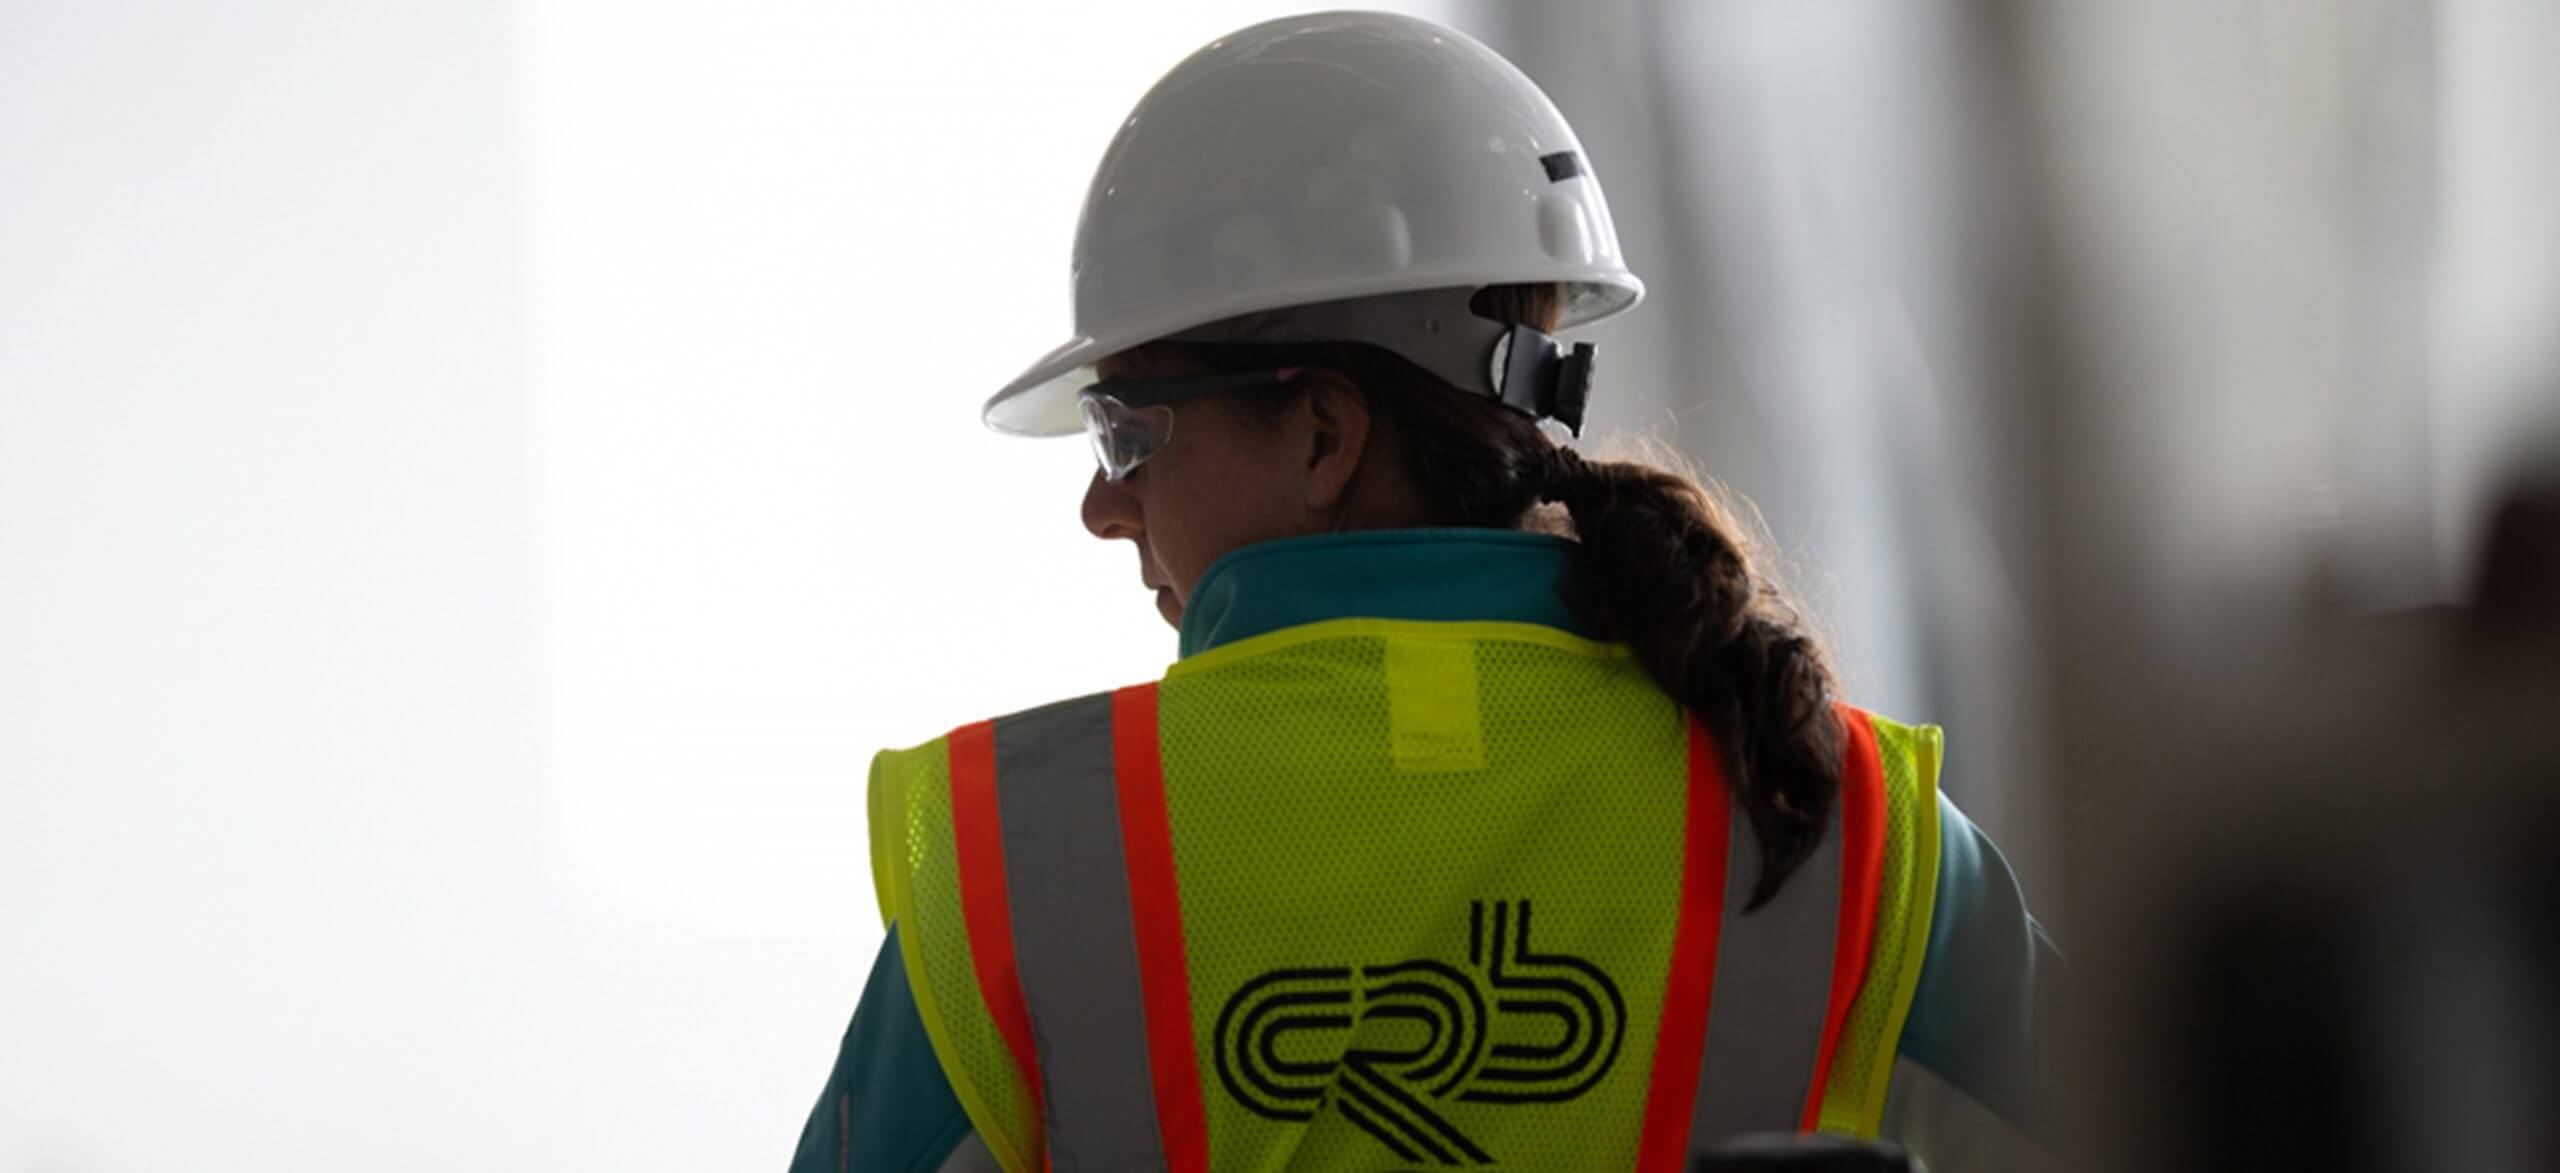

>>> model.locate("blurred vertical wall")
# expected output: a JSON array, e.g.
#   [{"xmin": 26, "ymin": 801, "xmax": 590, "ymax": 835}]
[
  {"xmin": 1994, "ymin": 2, "xmax": 2560, "ymax": 1169},
  {"xmin": 1482, "ymin": 0, "xmax": 2559, "ymax": 1166}
]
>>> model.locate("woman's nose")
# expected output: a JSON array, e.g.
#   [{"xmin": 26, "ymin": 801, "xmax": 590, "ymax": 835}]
[{"xmin": 1081, "ymin": 467, "xmax": 1141, "ymax": 541}]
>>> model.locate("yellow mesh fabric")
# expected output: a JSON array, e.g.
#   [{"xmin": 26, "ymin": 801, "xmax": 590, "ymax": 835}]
[
  {"xmin": 869, "ymin": 741, "xmax": 1041, "ymax": 1172},
  {"xmin": 1813, "ymin": 714, "xmax": 1944, "ymax": 1137},
  {"xmin": 1158, "ymin": 620, "xmax": 1691, "ymax": 1171}
]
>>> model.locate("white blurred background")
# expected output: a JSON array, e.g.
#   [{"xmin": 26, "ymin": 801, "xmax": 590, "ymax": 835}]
[{"xmin": 5, "ymin": 1, "xmax": 2555, "ymax": 1169}]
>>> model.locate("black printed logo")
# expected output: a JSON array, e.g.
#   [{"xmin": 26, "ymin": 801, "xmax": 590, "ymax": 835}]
[{"xmin": 1212, "ymin": 900, "xmax": 1627, "ymax": 1166}]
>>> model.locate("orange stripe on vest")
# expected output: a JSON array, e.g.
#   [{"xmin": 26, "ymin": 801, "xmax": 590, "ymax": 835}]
[
  {"xmin": 1801, "ymin": 705, "xmax": 1888, "ymax": 1128},
  {"xmin": 1636, "ymin": 713, "xmax": 1737, "ymax": 1170},
  {"xmin": 1111, "ymin": 685, "xmax": 1212, "ymax": 1173},
  {"xmin": 948, "ymin": 721, "xmax": 1046, "ymax": 1132}
]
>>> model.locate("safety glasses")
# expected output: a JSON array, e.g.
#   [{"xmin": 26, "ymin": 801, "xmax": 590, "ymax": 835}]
[{"xmin": 1077, "ymin": 368, "xmax": 1301, "ymax": 482}]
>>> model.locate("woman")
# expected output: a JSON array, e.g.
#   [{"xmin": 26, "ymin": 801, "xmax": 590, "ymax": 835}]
[{"xmin": 793, "ymin": 12, "xmax": 2054, "ymax": 1172}]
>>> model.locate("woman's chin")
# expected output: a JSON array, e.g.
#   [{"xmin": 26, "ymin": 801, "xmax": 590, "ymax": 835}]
[{"xmin": 1155, "ymin": 587, "xmax": 1182, "ymax": 628}]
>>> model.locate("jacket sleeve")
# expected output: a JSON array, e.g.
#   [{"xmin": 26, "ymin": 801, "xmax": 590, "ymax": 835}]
[
  {"xmin": 1880, "ymin": 793, "xmax": 2065, "ymax": 1170},
  {"xmin": 788, "ymin": 925, "xmax": 978, "ymax": 1173}
]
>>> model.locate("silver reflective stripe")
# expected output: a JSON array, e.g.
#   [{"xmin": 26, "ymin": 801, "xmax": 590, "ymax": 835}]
[
  {"xmin": 990, "ymin": 693, "xmax": 1165, "ymax": 1172},
  {"xmin": 1688, "ymin": 787, "xmax": 1846, "ymax": 1148}
]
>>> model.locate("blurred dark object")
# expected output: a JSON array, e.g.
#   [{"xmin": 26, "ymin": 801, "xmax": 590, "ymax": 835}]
[
  {"xmin": 2468, "ymin": 473, "xmax": 2560, "ymax": 631},
  {"xmin": 2073, "ymin": 464, "xmax": 2560, "ymax": 1173},
  {"xmin": 1693, "ymin": 1134, "xmax": 1921, "ymax": 1172}
]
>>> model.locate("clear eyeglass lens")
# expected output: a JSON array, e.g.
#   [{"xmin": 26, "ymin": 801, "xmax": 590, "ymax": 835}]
[{"xmin": 1078, "ymin": 394, "xmax": 1174, "ymax": 482}]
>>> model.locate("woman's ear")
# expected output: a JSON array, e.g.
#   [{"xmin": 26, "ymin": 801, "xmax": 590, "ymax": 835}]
[{"xmin": 1295, "ymin": 372, "xmax": 1373, "ymax": 514}]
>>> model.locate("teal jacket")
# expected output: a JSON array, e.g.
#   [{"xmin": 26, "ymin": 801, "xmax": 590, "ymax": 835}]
[{"xmin": 792, "ymin": 530, "xmax": 2059, "ymax": 1171}]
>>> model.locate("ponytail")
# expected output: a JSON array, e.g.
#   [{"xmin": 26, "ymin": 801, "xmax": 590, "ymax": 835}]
[{"xmin": 1534, "ymin": 445, "xmax": 1840, "ymax": 908}]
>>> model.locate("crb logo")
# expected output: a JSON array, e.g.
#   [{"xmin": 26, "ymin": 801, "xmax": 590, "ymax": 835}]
[{"xmin": 1212, "ymin": 900, "xmax": 1627, "ymax": 1166}]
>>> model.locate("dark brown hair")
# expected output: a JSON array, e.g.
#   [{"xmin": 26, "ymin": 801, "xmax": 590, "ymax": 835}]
[{"xmin": 1123, "ymin": 285, "xmax": 1842, "ymax": 907}]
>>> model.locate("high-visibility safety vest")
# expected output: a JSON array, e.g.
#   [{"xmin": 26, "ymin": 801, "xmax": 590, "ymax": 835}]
[{"xmin": 869, "ymin": 619, "xmax": 1944, "ymax": 1172}]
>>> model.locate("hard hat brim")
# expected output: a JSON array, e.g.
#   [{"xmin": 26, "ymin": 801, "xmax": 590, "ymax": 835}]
[{"xmin": 984, "ymin": 333, "xmax": 1111, "ymax": 438}]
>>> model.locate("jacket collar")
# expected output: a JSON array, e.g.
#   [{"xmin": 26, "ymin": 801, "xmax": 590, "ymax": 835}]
[{"xmin": 1178, "ymin": 528, "xmax": 1595, "ymax": 658}]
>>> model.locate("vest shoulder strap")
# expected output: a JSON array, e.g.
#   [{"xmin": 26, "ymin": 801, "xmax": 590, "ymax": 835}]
[
  {"xmin": 1810, "ymin": 707, "xmax": 1947, "ymax": 1137},
  {"xmin": 871, "ymin": 687, "xmax": 1192, "ymax": 1173},
  {"xmin": 869, "ymin": 713, "xmax": 1054, "ymax": 1173}
]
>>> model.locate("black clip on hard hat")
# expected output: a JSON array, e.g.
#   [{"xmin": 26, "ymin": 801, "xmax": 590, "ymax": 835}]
[{"xmin": 1490, "ymin": 323, "xmax": 1597, "ymax": 436}]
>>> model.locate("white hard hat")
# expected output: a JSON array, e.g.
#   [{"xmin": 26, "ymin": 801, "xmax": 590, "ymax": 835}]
[{"xmin": 982, "ymin": 9, "xmax": 1646, "ymax": 437}]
